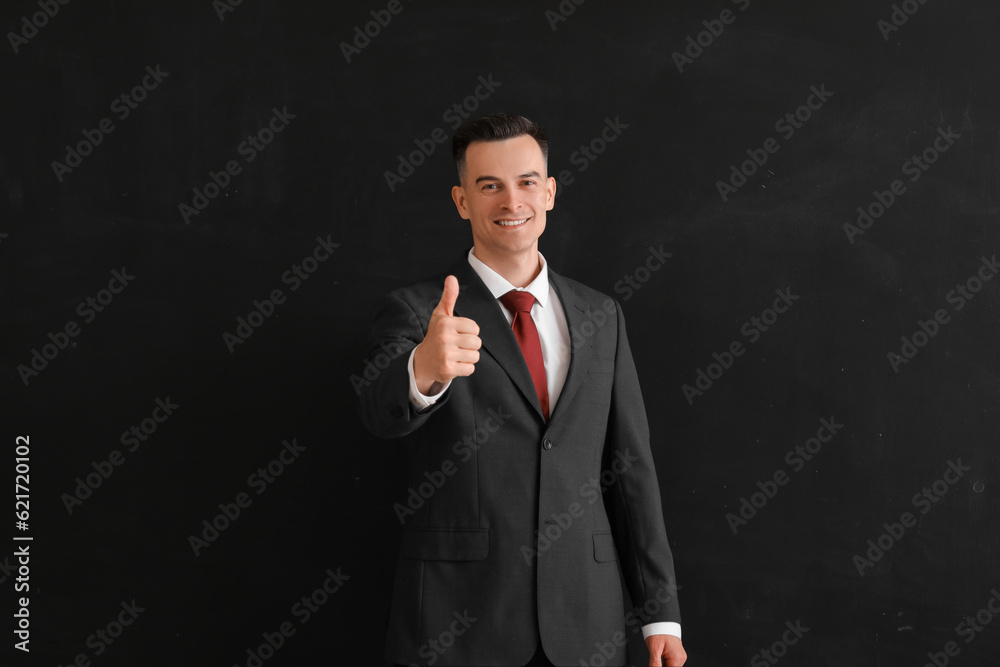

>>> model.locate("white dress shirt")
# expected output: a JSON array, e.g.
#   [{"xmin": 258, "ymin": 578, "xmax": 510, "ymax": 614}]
[{"xmin": 405, "ymin": 246, "xmax": 681, "ymax": 642}]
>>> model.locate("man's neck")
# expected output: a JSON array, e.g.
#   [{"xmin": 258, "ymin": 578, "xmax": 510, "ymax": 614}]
[{"xmin": 472, "ymin": 245, "xmax": 541, "ymax": 288}]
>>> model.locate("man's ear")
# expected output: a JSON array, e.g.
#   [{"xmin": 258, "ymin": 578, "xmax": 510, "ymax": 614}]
[
  {"xmin": 451, "ymin": 184, "xmax": 470, "ymax": 219},
  {"xmin": 545, "ymin": 175, "xmax": 556, "ymax": 211}
]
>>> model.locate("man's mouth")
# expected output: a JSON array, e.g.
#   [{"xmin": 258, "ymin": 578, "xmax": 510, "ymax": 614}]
[{"xmin": 494, "ymin": 217, "xmax": 530, "ymax": 227}]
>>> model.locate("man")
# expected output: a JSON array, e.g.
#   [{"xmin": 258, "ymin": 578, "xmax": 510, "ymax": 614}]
[{"xmin": 358, "ymin": 113, "xmax": 686, "ymax": 667}]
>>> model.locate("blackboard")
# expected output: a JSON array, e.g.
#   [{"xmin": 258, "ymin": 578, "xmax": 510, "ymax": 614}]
[{"xmin": 2, "ymin": 0, "xmax": 998, "ymax": 665}]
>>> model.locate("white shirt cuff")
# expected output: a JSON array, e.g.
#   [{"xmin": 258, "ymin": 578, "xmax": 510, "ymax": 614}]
[
  {"xmin": 641, "ymin": 622, "xmax": 682, "ymax": 640},
  {"xmin": 407, "ymin": 345, "xmax": 450, "ymax": 409}
]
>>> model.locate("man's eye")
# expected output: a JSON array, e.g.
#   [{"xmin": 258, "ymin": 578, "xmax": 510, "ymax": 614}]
[
  {"xmin": 523, "ymin": 180, "xmax": 536, "ymax": 186},
  {"xmin": 483, "ymin": 184, "xmax": 497, "ymax": 190}
]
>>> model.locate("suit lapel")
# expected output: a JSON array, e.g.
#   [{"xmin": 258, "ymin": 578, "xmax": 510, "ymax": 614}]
[
  {"xmin": 547, "ymin": 268, "xmax": 595, "ymax": 423},
  {"xmin": 449, "ymin": 255, "xmax": 545, "ymax": 422}
]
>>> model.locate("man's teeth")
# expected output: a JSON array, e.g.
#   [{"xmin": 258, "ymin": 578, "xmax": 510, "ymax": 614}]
[{"xmin": 496, "ymin": 219, "xmax": 527, "ymax": 226}]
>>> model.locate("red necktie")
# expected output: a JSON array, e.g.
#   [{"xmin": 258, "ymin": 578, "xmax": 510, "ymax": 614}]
[{"xmin": 499, "ymin": 290, "xmax": 549, "ymax": 421}]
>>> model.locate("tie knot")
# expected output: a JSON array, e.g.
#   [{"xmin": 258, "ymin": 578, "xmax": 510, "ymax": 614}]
[{"xmin": 499, "ymin": 289, "xmax": 536, "ymax": 313}]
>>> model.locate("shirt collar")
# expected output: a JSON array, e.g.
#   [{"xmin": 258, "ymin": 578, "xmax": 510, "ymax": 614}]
[{"xmin": 466, "ymin": 246, "xmax": 550, "ymax": 309}]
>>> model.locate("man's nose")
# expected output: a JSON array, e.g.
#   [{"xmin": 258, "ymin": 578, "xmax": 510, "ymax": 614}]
[{"xmin": 498, "ymin": 187, "xmax": 521, "ymax": 210}]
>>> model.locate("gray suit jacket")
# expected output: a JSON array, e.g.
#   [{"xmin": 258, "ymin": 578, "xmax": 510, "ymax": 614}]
[{"xmin": 358, "ymin": 250, "xmax": 681, "ymax": 666}]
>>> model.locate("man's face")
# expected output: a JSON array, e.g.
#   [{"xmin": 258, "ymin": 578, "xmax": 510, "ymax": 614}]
[{"xmin": 451, "ymin": 134, "xmax": 556, "ymax": 263}]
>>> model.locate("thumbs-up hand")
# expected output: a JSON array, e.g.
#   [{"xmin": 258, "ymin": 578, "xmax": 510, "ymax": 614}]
[{"xmin": 413, "ymin": 275, "xmax": 482, "ymax": 395}]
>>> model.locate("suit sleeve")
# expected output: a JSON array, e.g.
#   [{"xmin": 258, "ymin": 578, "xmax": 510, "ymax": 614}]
[
  {"xmin": 602, "ymin": 299, "xmax": 682, "ymax": 625},
  {"xmin": 355, "ymin": 291, "xmax": 452, "ymax": 439}
]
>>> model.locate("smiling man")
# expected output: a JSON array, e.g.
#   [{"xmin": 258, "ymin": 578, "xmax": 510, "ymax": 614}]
[{"xmin": 358, "ymin": 113, "xmax": 685, "ymax": 667}]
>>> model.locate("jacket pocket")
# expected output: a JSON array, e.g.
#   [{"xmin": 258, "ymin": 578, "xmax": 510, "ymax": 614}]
[
  {"xmin": 587, "ymin": 358, "xmax": 615, "ymax": 374},
  {"xmin": 593, "ymin": 530, "xmax": 618, "ymax": 562},
  {"xmin": 400, "ymin": 528, "xmax": 489, "ymax": 561}
]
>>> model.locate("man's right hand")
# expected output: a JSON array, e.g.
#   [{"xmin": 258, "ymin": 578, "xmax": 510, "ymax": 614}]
[{"xmin": 413, "ymin": 275, "xmax": 482, "ymax": 395}]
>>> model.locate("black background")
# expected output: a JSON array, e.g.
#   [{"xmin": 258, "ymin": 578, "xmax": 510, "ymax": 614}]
[{"xmin": 2, "ymin": 0, "xmax": 999, "ymax": 665}]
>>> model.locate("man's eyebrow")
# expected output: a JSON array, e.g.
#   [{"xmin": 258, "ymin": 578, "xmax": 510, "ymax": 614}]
[{"xmin": 473, "ymin": 171, "xmax": 542, "ymax": 184}]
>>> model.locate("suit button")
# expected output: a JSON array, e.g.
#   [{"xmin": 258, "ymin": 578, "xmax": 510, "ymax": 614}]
[
  {"xmin": 390, "ymin": 405, "xmax": 404, "ymax": 419},
  {"xmin": 542, "ymin": 438, "xmax": 553, "ymax": 450}
]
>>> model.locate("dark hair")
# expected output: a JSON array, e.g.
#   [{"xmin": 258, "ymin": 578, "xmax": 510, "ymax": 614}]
[{"xmin": 452, "ymin": 113, "xmax": 548, "ymax": 184}]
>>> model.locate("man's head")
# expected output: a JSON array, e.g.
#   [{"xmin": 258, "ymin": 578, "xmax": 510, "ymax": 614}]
[
  {"xmin": 452, "ymin": 113, "xmax": 548, "ymax": 185},
  {"xmin": 450, "ymin": 113, "xmax": 556, "ymax": 270}
]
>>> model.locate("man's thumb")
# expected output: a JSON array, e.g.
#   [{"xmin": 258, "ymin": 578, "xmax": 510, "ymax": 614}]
[{"xmin": 436, "ymin": 275, "xmax": 459, "ymax": 317}]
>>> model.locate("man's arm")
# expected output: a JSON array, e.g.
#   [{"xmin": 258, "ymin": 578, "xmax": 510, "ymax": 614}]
[
  {"xmin": 356, "ymin": 275, "xmax": 479, "ymax": 439},
  {"xmin": 601, "ymin": 299, "xmax": 685, "ymax": 663},
  {"xmin": 355, "ymin": 291, "xmax": 442, "ymax": 439}
]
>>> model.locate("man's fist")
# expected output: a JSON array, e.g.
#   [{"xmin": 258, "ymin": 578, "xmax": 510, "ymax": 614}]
[
  {"xmin": 646, "ymin": 634, "xmax": 686, "ymax": 666},
  {"xmin": 413, "ymin": 275, "xmax": 482, "ymax": 395}
]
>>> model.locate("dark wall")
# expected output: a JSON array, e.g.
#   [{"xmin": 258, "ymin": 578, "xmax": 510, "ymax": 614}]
[{"xmin": 2, "ymin": 1, "xmax": 998, "ymax": 665}]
